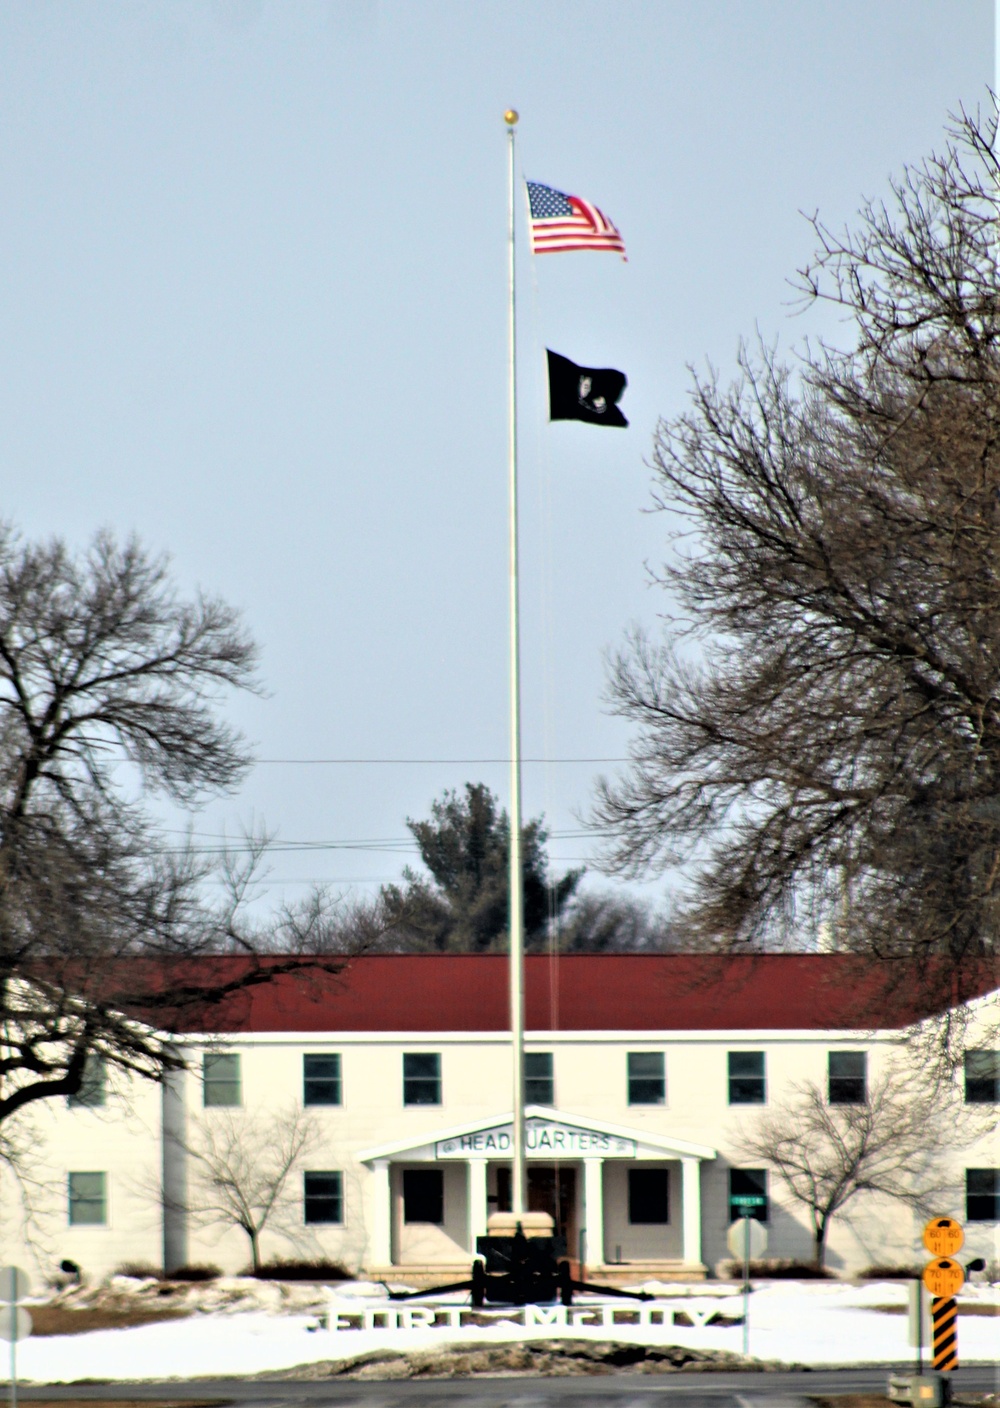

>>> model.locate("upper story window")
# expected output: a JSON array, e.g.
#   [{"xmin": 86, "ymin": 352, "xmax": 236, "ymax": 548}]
[
  {"xmin": 68, "ymin": 1171, "xmax": 107, "ymax": 1226},
  {"xmin": 303, "ymin": 1053, "xmax": 342, "ymax": 1106},
  {"xmin": 728, "ymin": 1051, "xmax": 766, "ymax": 1104},
  {"xmin": 964, "ymin": 1050, "xmax": 999, "ymax": 1104},
  {"xmin": 525, "ymin": 1052, "xmax": 554, "ymax": 1105},
  {"xmin": 202, "ymin": 1052, "xmax": 241, "ymax": 1108},
  {"xmin": 68, "ymin": 1054, "xmax": 107, "ymax": 1109},
  {"xmin": 966, "ymin": 1168, "xmax": 999, "ymax": 1222},
  {"xmin": 403, "ymin": 1052, "xmax": 441, "ymax": 1106},
  {"xmin": 627, "ymin": 1051, "xmax": 665, "ymax": 1105},
  {"xmin": 828, "ymin": 1050, "xmax": 867, "ymax": 1104}
]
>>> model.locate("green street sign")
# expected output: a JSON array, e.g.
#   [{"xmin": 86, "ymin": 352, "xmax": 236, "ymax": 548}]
[{"xmin": 731, "ymin": 1194, "xmax": 766, "ymax": 1208}]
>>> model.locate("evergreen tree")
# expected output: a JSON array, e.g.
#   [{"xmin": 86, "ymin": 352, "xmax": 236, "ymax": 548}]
[{"xmin": 382, "ymin": 783, "xmax": 582, "ymax": 952}]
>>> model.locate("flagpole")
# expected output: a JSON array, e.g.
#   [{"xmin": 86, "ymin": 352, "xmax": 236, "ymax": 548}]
[{"xmin": 504, "ymin": 106, "xmax": 526, "ymax": 1220}]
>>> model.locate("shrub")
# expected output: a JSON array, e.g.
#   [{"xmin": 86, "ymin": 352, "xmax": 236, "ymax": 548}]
[
  {"xmin": 113, "ymin": 1261, "xmax": 163, "ymax": 1280},
  {"xmin": 720, "ymin": 1257, "xmax": 835, "ymax": 1280},
  {"xmin": 859, "ymin": 1265, "xmax": 923, "ymax": 1280},
  {"xmin": 164, "ymin": 1263, "xmax": 222, "ymax": 1282},
  {"xmin": 248, "ymin": 1259, "xmax": 351, "ymax": 1282}
]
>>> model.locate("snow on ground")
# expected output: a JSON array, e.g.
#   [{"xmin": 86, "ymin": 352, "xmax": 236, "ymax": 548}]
[{"xmin": 21, "ymin": 1277, "xmax": 1000, "ymax": 1384}]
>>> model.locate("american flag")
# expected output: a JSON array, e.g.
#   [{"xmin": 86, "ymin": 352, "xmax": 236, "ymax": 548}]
[{"xmin": 526, "ymin": 181, "xmax": 627, "ymax": 258}]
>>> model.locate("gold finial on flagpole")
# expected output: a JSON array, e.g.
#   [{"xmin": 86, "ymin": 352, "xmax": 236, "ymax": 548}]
[{"xmin": 504, "ymin": 109, "xmax": 519, "ymax": 126}]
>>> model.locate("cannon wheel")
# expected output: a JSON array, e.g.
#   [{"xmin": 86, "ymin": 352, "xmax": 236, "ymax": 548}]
[
  {"xmin": 471, "ymin": 1258, "xmax": 487, "ymax": 1308},
  {"xmin": 558, "ymin": 1259, "xmax": 573, "ymax": 1307}
]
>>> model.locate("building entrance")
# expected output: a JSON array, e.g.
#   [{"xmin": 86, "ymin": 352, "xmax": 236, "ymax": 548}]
[{"xmin": 496, "ymin": 1165, "xmax": 578, "ymax": 1255}]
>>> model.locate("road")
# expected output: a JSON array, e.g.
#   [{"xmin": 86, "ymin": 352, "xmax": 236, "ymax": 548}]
[{"xmin": 20, "ymin": 1367, "xmax": 1000, "ymax": 1407}]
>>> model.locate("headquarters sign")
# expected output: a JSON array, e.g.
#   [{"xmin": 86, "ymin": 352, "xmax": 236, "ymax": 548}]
[{"xmin": 435, "ymin": 1118, "xmax": 636, "ymax": 1159}]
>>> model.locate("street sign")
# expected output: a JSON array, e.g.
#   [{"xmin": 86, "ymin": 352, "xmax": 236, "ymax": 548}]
[
  {"xmin": 727, "ymin": 1216, "xmax": 768, "ymax": 1260},
  {"xmin": 922, "ymin": 1257, "xmax": 965, "ymax": 1298},
  {"xmin": 0, "ymin": 1308, "xmax": 30, "ymax": 1342},
  {"xmin": 730, "ymin": 1194, "xmax": 767, "ymax": 1208},
  {"xmin": 922, "ymin": 1217, "xmax": 964, "ymax": 1258},
  {"xmin": 0, "ymin": 1267, "xmax": 29, "ymax": 1304}
]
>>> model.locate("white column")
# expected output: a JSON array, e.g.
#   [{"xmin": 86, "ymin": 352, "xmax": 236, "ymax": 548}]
[
  {"xmin": 468, "ymin": 1159, "xmax": 488, "ymax": 1251},
  {"xmin": 681, "ymin": 1157, "xmax": 702, "ymax": 1268},
  {"xmin": 582, "ymin": 1158, "xmax": 604, "ymax": 1270},
  {"xmin": 161, "ymin": 1056, "xmax": 187, "ymax": 1274},
  {"xmin": 370, "ymin": 1160, "xmax": 391, "ymax": 1267}
]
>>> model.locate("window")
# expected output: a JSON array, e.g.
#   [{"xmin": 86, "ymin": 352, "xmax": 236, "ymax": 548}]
[
  {"xmin": 403, "ymin": 1053, "xmax": 441, "ymax": 1106},
  {"xmin": 304, "ymin": 1171, "xmax": 343, "ymax": 1224},
  {"xmin": 964, "ymin": 1051, "xmax": 999, "ymax": 1104},
  {"xmin": 68, "ymin": 1171, "xmax": 107, "ymax": 1226},
  {"xmin": 628, "ymin": 1168, "xmax": 669, "ymax": 1224},
  {"xmin": 627, "ymin": 1051, "xmax": 665, "ymax": 1105},
  {"xmin": 728, "ymin": 1051, "xmax": 765, "ymax": 1105},
  {"xmin": 966, "ymin": 1168, "xmax": 999, "ymax": 1222},
  {"xmin": 828, "ymin": 1051, "xmax": 867, "ymax": 1104},
  {"xmin": 303, "ymin": 1054, "xmax": 342, "ymax": 1106},
  {"xmin": 403, "ymin": 1168, "xmax": 444, "ymax": 1223},
  {"xmin": 68, "ymin": 1055, "xmax": 107, "ymax": 1108},
  {"xmin": 525, "ymin": 1052, "xmax": 554, "ymax": 1105},
  {"xmin": 729, "ymin": 1168, "xmax": 768, "ymax": 1223},
  {"xmin": 202, "ymin": 1053, "xmax": 241, "ymax": 1107}
]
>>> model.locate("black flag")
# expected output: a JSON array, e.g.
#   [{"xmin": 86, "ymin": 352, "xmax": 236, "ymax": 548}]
[{"xmin": 547, "ymin": 349, "xmax": 628, "ymax": 428}]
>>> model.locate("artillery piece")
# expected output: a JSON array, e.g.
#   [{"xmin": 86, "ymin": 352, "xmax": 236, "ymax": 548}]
[{"xmin": 386, "ymin": 1211, "xmax": 654, "ymax": 1308}]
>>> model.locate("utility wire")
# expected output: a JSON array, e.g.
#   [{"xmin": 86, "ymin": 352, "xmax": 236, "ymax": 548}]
[{"xmin": 252, "ymin": 757, "xmax": 629, "ymax": 765}]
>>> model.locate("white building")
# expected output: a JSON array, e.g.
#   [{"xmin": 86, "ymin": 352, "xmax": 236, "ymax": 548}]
[{"xmin": 17, "ymin": 955, "xmax": 1000, "ymax": 1282}]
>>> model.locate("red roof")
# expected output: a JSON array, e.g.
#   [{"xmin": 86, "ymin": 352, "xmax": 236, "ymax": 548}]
[{"xmin": 169, "ymin": 954, "xmax": 994, "ymax": 1034}]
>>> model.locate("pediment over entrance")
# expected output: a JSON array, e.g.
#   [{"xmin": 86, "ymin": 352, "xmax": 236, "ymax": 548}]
[
  {"xmin": 358, "ymin": 1105, "xmax": 715, "ymax": 1165},
  {"xmin": 436, "ymin": 1115, "xmax": 636, "ymax": 1159}
]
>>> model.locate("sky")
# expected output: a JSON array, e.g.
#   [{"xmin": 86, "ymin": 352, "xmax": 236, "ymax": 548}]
[{"xmin": 0, "ymin": 1, "xmax": 993, "ymax": 916}]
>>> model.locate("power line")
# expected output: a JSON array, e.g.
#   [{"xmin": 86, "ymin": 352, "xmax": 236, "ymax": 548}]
[
  {"xmin": 252, "ymin": 757, "xmax": 630, "ymax": 765},
  {"xmin": 157, "ymin": 827, "xmax": 598, "ymax": 850}
]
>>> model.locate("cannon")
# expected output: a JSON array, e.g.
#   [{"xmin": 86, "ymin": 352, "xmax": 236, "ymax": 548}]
[{"xmin": 386, "ymin": 1211, "xmax": 654, "ymax": 1307}]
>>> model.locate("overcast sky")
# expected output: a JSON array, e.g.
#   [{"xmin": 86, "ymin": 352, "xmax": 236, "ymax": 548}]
[{"xmin": 0, "ymin": 1, "xmax": 992, "ymax": 912}]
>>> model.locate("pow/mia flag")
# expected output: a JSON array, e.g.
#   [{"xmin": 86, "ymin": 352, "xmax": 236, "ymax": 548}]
[{"xmin": 546, "ymin": 349, "xmax": 628, "ymax": 428}]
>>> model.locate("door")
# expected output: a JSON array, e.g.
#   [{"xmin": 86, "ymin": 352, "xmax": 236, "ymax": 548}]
[{"xmin": 496, "ymin": 1165, "xmax": 578, "ymax": 1259}]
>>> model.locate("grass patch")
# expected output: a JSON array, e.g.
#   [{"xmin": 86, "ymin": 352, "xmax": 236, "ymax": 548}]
[
  {"xmin": 276, "ymin": 1340, "xmax": 767, "ymax": 1379},
  {"xmin": 870, "ymin": 1303, "xmax": 1000, "ymax": 1317},
  {"xmin": 29, "ymin": 1306, "xmax": 193, "ymax": 1337},
  {"xmin": 808, "ymin": 1398, "xmax": 895, "ymax": 1408}
]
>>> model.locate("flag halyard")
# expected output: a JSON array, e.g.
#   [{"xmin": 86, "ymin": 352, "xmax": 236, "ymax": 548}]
[{"xmin": 526, "ymin": 181, "xmax": 626, "ymax": 258}]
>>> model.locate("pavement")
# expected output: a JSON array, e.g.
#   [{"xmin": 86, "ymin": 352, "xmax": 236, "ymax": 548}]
[{"xmin": 17, "ymin": 1366, "xmax": 1000, "ymax": 1407}]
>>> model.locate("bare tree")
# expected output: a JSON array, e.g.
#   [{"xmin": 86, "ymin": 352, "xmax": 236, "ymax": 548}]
[
  {"xmin": 183, "ymin": 1104, "xmax": 323, "ymax": 1273},
  {"xmin": 0, "ymin": 525, "xmax": 383, "ymax": 1127},
  {"xmin": 736, "ymin": 1072, "xmax": 957, "ymax": 1267},
  {"xmin": 593, "ymin": 111, "xmax": 1000, "ymax": 1024}
]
